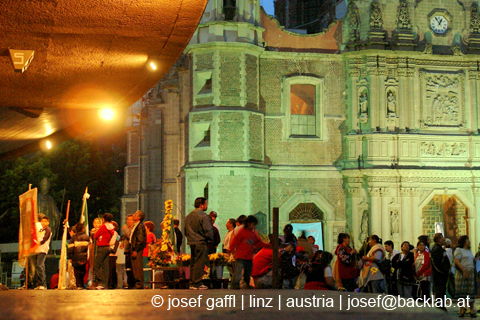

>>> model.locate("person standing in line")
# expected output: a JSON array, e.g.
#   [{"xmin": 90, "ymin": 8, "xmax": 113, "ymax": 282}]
[
  {"xmin": 445, "ymin": 238, "xmax": 455, "ymax": 298},
  {"xmin": 384, "ymin": 240, "xmax": 399, "ymax": 295},
  {"xmin": 173, "ymin": 219, "xmax": 183, "ymax": 253},
  {"xmin": 108, "ymin": 221, "xmax": 120, "ymax": 289},
  {"xmin": 87, "ymin": 217, "xmax": 103, "ymax": 289},
  {"xmin": 185, "ymin": 197, "xmax": 213, "ymax": 290},
  {"xmin": 334, "ymin": 233, "xmax": 358, "ymax": 292},
  {"xmin": 122, "ymin": 214, "xmax": 135, "ymax": 289},
  {"xmin": 67, "ymin": 223, "xmax": 89, "ymax": 289},
  {"xmin": 143, "ymin": 221, "xmax": 156, "ymax": 288},
  {"xmin": 361, "ymin": 235, "xmax": 386, "ymax": 294},
  {"xmin": 130, "ymin": 210, "xmax": 147, "ymax": 289},
  {"xmin": 454, "ymin": 235, "xmax": 476, "ymax": 317},
  {"xmin": 414, "ymin": 241, "xmax": 431, "ymax": 300},
  {"xmin": 431, "ymin": 233, "xmax": 450, "ymax": 312},
  {"xmin": 230, "ymin": 215, "xmax": 270, "ymax": 290},
  {"xmin": 34, "ymin": 216, "xmax": 52, "ymax": 290},
  {"xmin": 223, "ymin": 218, "xmax": 236, "ymax": 279},
  {"xmin": 93, "ymin": 213, "xmax": 115, "ymax": 290},
  {"xmin": 392, "ymin": 241, "xmax": 415, "ymax": 298},
  {"xmin": 207, "ymin": 212, "xmax": 221, "ymax": 283}
]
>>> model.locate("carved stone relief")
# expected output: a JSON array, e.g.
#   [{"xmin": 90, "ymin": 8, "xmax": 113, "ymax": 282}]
[
  {"xmin": 390, "ymin": 209, "xmax": 399, "ymax": 235},
  {"xmin": 370, "ymin": 1, "xmax": 383, "ymax": 28},
  {"xmin": 347, "ymin": 1, "xmax": 360, "ymax": 42},
  {"xmin": 396, "ymin": 0, "xmax": 411, "ymax": 30},
  {"xmin": 420, "ymin": 71, "xmax": 465, "ymax": 129},
  {"xmin": 420, "ymin": 141, "xmax": 468, "ymax": 158},
  {"xmin": 470, "ymin": 2, "xmax": 480, "ymax": 34}
]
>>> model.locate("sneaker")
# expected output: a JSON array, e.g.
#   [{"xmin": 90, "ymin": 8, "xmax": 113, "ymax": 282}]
[
  {"xmin": 189, "ymin": 286, "xmax": 199, "ymax": 290},
  {"xmin": 198, "ymin": 285, "xmax": 208, "ymax": 290},
  {"xmin": 96, "ymin": 286, "xmax": 105, "ymax": 290},
  {"xmin": 34, "ymin": 286, "xmax": 46, "ymax": 290}
]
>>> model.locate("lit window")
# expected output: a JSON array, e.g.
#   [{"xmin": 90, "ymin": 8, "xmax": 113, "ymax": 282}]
[{"xmin": 283, "ymin": 76, "xmax": 324, "ymax": 140}]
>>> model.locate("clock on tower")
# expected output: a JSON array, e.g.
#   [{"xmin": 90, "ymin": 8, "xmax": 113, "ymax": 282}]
[{"xmin": 428, "ymin": 9, "xmax": 452, "ymax": 36}]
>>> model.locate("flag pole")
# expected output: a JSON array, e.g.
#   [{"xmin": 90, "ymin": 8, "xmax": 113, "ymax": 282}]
[{"xmin": 25, "ymin": 184, "xmax": 32, "ymax": 289}]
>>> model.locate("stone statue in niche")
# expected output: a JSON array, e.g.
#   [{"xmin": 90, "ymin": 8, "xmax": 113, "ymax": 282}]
[
  {"xmin": 386, "ymin": 90, "xmax": 397, "ymax": 116},
  {"xmin": 358, "ymin": 89, "xmax": 368, "ymax": 119},
  {"xmin": 359, "ymin": 210, "xmax": 369, "ymax": 242},
  {"xmin": 390, "ymin": 210, "xmax": 399, "ymax": 235}
]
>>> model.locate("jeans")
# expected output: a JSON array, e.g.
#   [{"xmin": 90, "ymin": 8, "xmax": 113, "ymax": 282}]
[
  {"xmin": 94, "ymin": 246, "xmax": 110, "ymax": 288},
  {"xmin": 108, "ymin": 256, "xmax": 117, "ymax": 288},
  {"xmin": 116, "ymin": 264, "xmax": 126, "ymax": 289},
  {"xmin": 190, "ymin": 245, "xmax": 207, "ymax": 288},
  {"xmin": 368, "ymin": 279, "xmax": 386, "ymax": 294},
  {"xmin": 434, "ymin": 276, "xmax": 447, "ymax": 307},
  {"xmin": 35, "ymin": 253, "xmax": 46, "ymax": 288},
  {"xmin": 232, "ymin": 259, "xmax": 253, "ymax": 289},
  {"xmin": 397, "ymin": 282, "xmax": 413, "ymax": 298}
]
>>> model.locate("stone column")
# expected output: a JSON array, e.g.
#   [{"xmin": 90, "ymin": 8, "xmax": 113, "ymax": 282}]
[
  {"xmin": 411, "ymin": 188, "xmax": 421, "ymax": 243},
  {"xmin": 369, "ymin": 187, "xmax": 382, "ymax": 236},
  {"xmin": 473, "ymin": 188, "xmax": 480, "ymax": 249},
  {"xmin": 348, "ymin": 187, "xmax": 362, "ymax": 242},
  {"xmin": 381, "ymin": 188, "xmax": 391, "ymax": 241},
  {"xmin": 400, "ymin": 188, "xmax": 412, "ymax": 244}
]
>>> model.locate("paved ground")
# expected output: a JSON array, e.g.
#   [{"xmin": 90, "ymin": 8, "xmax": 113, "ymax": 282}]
[{"xmin": 0, "ymin": 289, "xmax": 461, "ymax": 320}]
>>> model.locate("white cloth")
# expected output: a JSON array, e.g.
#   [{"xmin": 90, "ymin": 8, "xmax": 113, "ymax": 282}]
[
  {"xmin": 109, "ymin": 231, "xmax": 118, "ymax": 257},
  {"xmin": 388, "ymin": 249, "xmax": 400, "ymax": 261},
  {"xmin": 324, "ymin": 266, "xmax": 332, "ymax": 278},
  {"xmin": 223, "ymin": 230, "xmax": 233, "ymax": 251}
]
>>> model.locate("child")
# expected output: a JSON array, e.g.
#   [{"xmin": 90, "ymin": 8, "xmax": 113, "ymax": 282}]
[
  {"xmin": 93, "ymin": 213, "xmax": 115, "ymax": 290},
  {"xmin": 108, "ymin": 221, "xmax": 120, "ymax": 289},
  {"xmin": 281, "ymin": 243, "xmax": 300, "ymax": 289},
  {"xmin": 230, "ymin": 215, "xmax": 270, "ymax": 289},
  {"xmin": 34, "ymin": 217, "xmax": 52, "ymax": 290},
  {"xmin": 87, "ymin": 218, "xmax": 102, "ymax": 289},
  {"xmin": 68, "ymin": 223, "xmax": 90, "ymax": 289}
]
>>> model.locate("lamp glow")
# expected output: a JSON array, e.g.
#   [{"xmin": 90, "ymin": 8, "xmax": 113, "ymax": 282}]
[
  {"xmin": 99, "ymin": 108, "xmax": 115, "ymax": 121},
  {"xmin": 46, "ymin": 141, "xmax": 52, "ymax": 149},
  {"xmin": 150, "ymin": 62, "xmax": 157, "ymax": 70}
]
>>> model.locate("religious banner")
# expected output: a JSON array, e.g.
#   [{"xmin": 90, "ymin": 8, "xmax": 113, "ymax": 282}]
[{"xmin": 18, "ymin": 188, "xmax": 39, "ymax": 268}]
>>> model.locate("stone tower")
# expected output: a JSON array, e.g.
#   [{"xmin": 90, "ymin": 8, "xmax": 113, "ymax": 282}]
[{"xmin": 184, "ymin": 0, "xmax": 269, "ymax": 236}]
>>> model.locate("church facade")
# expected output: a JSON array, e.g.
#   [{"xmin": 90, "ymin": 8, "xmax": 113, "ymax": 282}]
[{"xmin": 122, "ymin": 0, "xmax": 480, "ymax": 252}]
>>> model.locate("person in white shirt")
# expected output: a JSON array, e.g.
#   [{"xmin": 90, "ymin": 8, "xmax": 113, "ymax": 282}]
[
  {"xmin": 223, "ymin": 219, "xmax": 236, "ymax": 279},
  {"xmin": 384, "ymin": 240, "xmax": 399, "ymax": 295}
]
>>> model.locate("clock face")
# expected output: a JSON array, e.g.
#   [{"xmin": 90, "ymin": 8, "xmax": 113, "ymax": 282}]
[{"xmin": 430, "ymin": 15, "xmax": 448, "ymax": 34}]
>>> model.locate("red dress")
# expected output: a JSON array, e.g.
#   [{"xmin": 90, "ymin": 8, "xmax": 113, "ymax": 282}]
[{"xmin": 335, "ymin": 244, "xmax": 358, "ymax": 280}]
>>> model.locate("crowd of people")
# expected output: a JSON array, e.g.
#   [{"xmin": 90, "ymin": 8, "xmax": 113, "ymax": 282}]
[{"xmin": 18, "ymin": 196, "xmax": 480, "ymax": 316}]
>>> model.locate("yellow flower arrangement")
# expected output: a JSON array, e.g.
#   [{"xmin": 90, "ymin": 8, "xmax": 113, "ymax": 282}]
[
  {"xmin": 208, "ymin": 252, "xmax": 227, "ymax": 266},
  {"xmin": 175, "ymin": 254, "xmax": 191, "ymax": 267}
]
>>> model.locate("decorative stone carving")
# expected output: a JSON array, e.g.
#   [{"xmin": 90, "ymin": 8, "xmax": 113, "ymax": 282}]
[
  {"xmin": 347, "ymin": 1, "xmax": 360, "ymax": 42},
  {"xmin": 386, "ymin": 89, "xmax": 397, "ymax": 116},
  {"xmin": 358, "ymin": 87, "xmax": 369, "ymax": 122},
  {"xmin": 445, "ymin": 142, "xmax": 467, "ymax": 157},
  {"xmin": 423, "ymin": 43, "xmax": 433, "ymax": 54},
  {"xmin": 390, "ymin": 210, "xmax": 399, "ymax": 235},
  {"xmin": 420, "ymin": 71, "xmax": 464, "ymax": 128},
  {"xmin": 420, "ymin": 142, "xmax": 444, "ymax": 157},
  {"xmin": 470, "ymin": 2, "xmax": 480, "ymax": 34},
  {"xmin": 452, "ymin": 45, "xmax": 464, "ymax": 56},
  {"xmin": 359, "ymin": 210, "xmax": 370, "ymax": 242},
  {"xmin": 370, "ymin": 1, "xmax": 383, "ymax": 28},
  {"xmin": 369, "ymin": 187, "xmax": 382, "ymax": 197},
  {"xmin": 396, "ymin": 0, "xmax": 411, "ymax": 30}
]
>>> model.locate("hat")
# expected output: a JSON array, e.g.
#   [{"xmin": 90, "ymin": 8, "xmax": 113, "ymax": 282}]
[{"xmin": 209, "ymin": 211, "xmax": 217, "ymax": 218}]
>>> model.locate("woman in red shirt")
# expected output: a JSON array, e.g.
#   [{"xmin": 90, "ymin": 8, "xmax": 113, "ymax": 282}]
[{"xmin": 414, "ymin": 241, "xmax": 431, "ymax": 300}]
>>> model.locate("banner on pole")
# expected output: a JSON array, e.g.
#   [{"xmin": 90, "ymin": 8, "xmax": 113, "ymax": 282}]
[{"xmin": 18, "ymin": 188, "xmax": 39, "ymax": 267}]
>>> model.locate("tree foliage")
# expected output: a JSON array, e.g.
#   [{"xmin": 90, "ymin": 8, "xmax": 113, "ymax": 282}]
[{"xmin": 0, "ymin": 135, "xmax": 125, "ymax": 243}]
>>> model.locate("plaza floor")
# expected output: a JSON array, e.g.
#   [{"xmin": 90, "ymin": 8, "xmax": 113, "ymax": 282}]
[{"xmin": 0, "ymin": 289, "xmax": 458, "ymax": 320}]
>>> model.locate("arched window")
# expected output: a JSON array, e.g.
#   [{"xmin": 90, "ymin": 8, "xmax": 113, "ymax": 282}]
[{"xmin": 289, "ymin": 203, "xmax": 324, "ymax": 222}]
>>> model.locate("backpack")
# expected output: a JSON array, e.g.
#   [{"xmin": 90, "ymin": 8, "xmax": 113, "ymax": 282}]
[{"xmin": 379, "ymin": 257, "xmax": 391, "ymax": 275}]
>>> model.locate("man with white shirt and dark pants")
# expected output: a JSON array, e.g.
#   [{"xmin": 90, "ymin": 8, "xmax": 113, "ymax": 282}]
[{"xmin": 185, "ymin": 197, "xmax": 213, "ymax": 290}]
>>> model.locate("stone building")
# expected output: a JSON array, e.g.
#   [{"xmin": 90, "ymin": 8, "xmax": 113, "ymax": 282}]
[{"xmin": 122, "ymin": 0, "xmax": 480, "ymax": 252}]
